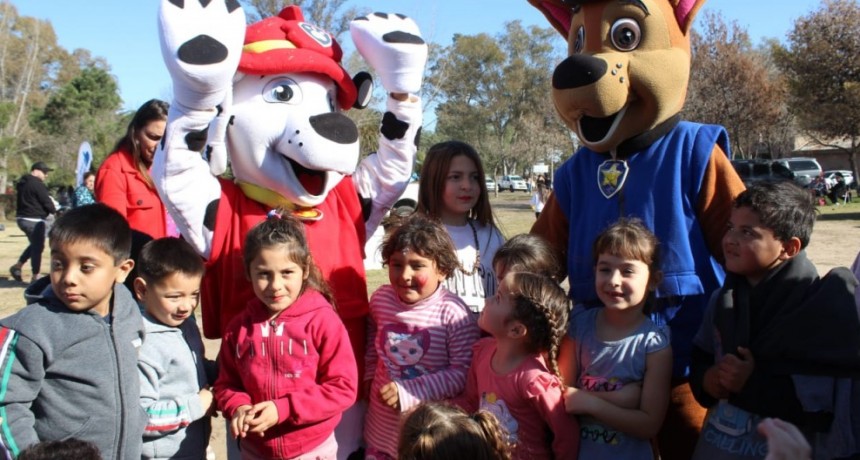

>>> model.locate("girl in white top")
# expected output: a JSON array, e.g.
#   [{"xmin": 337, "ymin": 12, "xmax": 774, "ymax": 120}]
[
  {"xmin": 530, "ymin": 183, "xmax": 549, "ymax": 219},
  {"xmin": 417, "ymin": 141, "xmax": 505, "ymax": 314}
]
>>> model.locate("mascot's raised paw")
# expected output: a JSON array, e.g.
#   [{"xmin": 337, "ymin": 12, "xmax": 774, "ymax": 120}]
[
  {"xmin": 158, "ymin": 0, "xmax": 245, "ymax": 110},
  {"xmin": 350, "ymin": 13, "xmax": 428, "ymax": 95}
]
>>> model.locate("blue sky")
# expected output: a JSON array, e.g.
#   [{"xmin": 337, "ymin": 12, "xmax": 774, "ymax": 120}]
[{"xmin": 16, "ymin": 0, "xmax": 823, "ymax": 111}]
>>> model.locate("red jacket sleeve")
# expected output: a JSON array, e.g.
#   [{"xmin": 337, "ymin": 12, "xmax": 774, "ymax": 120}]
[
  {"xmin": 213, "ymin": 328, "xmax": 253, "ymax": 417},
  {"xmin": 95, "ymin": 153, "xmax": 129, "ymax": 217},
  {"xmin": 526, "ymin": 372, "xmax": 580, "ymax": 460}
]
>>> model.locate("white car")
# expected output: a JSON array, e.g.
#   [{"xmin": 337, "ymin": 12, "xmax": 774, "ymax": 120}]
[
  {"xmin": 485, "ymin": 177, "xmax": 497, "ymax": 192},
  {"xmin": 499, "ymin": 175, "xmax": 528, "ymax": 192},
  {"xmin": 824, "ymin": 170, "xmax": 854, "ymax": 188}
]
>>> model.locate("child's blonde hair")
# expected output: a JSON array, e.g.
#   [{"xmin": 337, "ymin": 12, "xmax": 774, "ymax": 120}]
[
  {"xmin": 398, "ymin": 402, "xmax": 511, "ymax": 460},
  {"xmin": 417, "ymin": 141, "xmax": 495, "ymax": 226},
  {"xmin": 492, "ymin": 234, "xmax": 561, "ymax": 281},
  {"xmin": 503, "ymin": 272, "xmax": 569, "ymax": 379},
  {"xmin": 381, "ymin": 214, "xmax": 460, "ymax": 278},
  {"xmin": 242, "ymin": 211, "xmax": 334, "ymax": 305}
]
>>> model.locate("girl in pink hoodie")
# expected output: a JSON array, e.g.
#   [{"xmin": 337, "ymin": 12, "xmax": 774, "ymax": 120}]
[{"xmin": 214, "ymin": 212, "xmax": 357, "ymax": 460}]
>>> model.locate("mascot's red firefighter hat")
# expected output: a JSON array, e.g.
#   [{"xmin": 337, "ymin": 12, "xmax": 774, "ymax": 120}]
[{"xmin": 239, "ymin": 5, "xmax": 357, "ymax": 109}]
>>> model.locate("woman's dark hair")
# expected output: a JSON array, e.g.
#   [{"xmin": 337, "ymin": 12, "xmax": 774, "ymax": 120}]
[{"xmin": 113, "ymin": 98, "xmax": 169, "ymax": 188}]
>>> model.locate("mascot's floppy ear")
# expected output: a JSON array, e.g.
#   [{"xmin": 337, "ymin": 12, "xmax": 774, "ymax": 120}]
[
  {"xmin": 528, "ymin": 0, "xmax": 707, "ymax": 37},
  {"xmin": 352, "ymin": 71, "xmax": 374, "ymax": 109}
]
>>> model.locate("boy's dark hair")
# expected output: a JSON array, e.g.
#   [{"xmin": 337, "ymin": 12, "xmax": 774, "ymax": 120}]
[
  {"xmin": 18, "ymin": 438, "xmax": 102, "ymax": 460},
  {"xmin": 734, "ymin": 181, "xmax": 817, "ymax": 249},
  {"xmin": 49, "ymin": 204, "xmax": 131, "ymax": 264},
  {"xmin": 243, "ymin": 212, "xmax": 334, "ymax": 305},
  {"xmin": 136, "ymin": 237, "xmax": 204, "ymax": 283},
  {"xmin": 492, "ymin": 233, "xmax": 561, "ymax": 280},
  {"xmin": 381, "ymin": 214, "xmax": 460, "ymax": 277}
]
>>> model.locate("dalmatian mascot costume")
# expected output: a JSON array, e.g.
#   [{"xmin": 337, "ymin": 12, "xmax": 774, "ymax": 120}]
[{"xmin": 153, "ymin": 1, "xmax": 426, "ymax": 455}]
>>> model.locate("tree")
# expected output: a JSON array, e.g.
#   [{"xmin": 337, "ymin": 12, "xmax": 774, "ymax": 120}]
[
  {"xmin": 685, "ymin": 12, "xmax": 791, "ymax": 159},
  {"xmin": 773, "ymin": 0, "xmax": 860, "ymax": 178},
  {"xmin": 428, "ymin": 21, "xmax": 570, "ymax": 178}
]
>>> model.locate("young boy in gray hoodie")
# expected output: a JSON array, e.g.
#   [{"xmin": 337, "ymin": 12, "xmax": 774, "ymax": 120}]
[
  {"xmin": 0, "ymin": 203, "xmax": 146, "ymax": 460},
  {"xmin": 133, "ymin": 237, "xmax": 216, "ymax": 460}
]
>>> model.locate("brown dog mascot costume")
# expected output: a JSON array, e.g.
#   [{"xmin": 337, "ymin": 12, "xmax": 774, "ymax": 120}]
[{"xmin": 527, "ymin": 0, "xmax": 744, "ymax": 457}]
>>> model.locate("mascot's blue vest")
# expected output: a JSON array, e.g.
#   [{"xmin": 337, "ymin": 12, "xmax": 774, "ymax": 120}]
[{"xmin": 555, "ymin": 122, "xmax": 730, "ymax": 374}]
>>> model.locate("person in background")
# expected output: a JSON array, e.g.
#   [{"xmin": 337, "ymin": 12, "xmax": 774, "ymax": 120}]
[
  {"xmin": 530, "ymin": 183, "xmax": 549, "ymax": 219},
  {"xmin": 96, "ymin": 98, "xmax": 172, "ymax": 241},
  {"xmin": 74, "ymin": 171, "xmax": 96, "ymax": 208},
  {"xmin": 10, "ymin": 161, "xmax": 56, "ymax": 283},
  {"xmin": 398, "ymin": 402, "xmax": 512, "ymax": 460}
]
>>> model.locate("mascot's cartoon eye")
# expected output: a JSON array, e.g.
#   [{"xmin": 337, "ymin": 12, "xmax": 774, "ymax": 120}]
[
  {"xmin": 572, "ymin": 26, "xmax": 585, "ymax": 54},
  {"xmin": 610, "ymin": 19, "xmax": 641, "ymax": 51},
  {"xmin": 263, "ymin": 78, "xmax": 303, "ymax": 104}
]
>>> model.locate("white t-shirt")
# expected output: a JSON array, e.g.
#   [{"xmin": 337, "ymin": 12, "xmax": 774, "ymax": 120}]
[{"xmin": 443, "ymin": 221, "xmax": 505, "ymax": 313}]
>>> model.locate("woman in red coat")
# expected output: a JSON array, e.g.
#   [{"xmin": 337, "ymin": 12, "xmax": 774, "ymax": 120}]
[{"xmin": 96, "ymin": 99, "xmax": 172, "ymax": 240}]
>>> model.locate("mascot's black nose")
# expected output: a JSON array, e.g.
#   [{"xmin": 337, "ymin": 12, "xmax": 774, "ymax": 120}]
[
  {"xmin": 553, "ymin": 54, "xmax": 608, "ymax": 90},
  {"xmin": 309, "ymin": 113, "xmax": 359, "ymax": 145}
]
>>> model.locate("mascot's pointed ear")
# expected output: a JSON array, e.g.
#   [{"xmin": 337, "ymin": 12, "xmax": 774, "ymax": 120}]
[
  {"xmin": 353, "ymin": 71, "xmax": 374, "ymax": 109},
  {"xmin": 671, "ymin": 0, "xmax": 708, "ymax": 35}
]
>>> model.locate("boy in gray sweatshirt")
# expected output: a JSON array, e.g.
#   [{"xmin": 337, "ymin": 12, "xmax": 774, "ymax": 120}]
[
  {"xmin": 0, "ymin": 204, "xmax": 146, "ymax": 459},
  {"xmin": 133, "ymin": 237, "xmax": 216, "ymax": 460}
]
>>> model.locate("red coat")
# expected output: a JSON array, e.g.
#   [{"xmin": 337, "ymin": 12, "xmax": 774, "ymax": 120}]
[{"xmin": 95, "ymin": 149, "xmax": 168, "ymax": 240}]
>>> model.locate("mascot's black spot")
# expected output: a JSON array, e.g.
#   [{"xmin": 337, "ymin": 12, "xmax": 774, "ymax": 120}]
[
  {"xmin": 414, "ymin": 127, "xmax": 422, "ymax": 148},
  {"xmin": 178, "ymin": 35, "xmax": 229, "ymax": 66},
  {"xmin": 373, "ymin": 12, "xmax": 389, "ymax": 19},
  {"xmin": 225, "ymin": 0, "xmax": 240, "ymax": 13},
  {"xmin": 205, "ymin": 145, "xmax": 213, "ymax": 162},
  {"xmin": 215, "ymin": 104, "xmax": 223, "ymax": 116},
  {"xmin": 185, "ymin": 128, "xmax": 208, "ymax": 152},
  {"xmin": 168, "ymin": 0, "xmax": 184, "ymax": 8},
  {"xmin": 354, "ymin": 16, "xmax": 369, "ymax": 22},
  {"xmin": 229, "ymin": 115, "xmax": 235, "ymax": 125},
  {"xmin": 198, "ymin": 0, "xmax": 212, "ymax": 7},
  {"xmin": 396, "ymin": 13, "xmax": 407, "ymax": 20},
  {"xmin": 309, "ymin": 113, "xmax": 359, "ymax": 144},
  {"xmin": 552, "ymin": 54, "xmax": 607, "ymax": 90},
  {"xmin": 383, "ymin": 31, "xmax": 425, "ymax": 45},
  {"xmin": 381, "ymin": 112, "xmax": 409, "ymax": 140},
  {"xmin": 359, "ymin": 194, "xmax": 372, "ymax": 222},
  {"xmin": 204, "ymin": 199, "xmax": 220, "ymax": 232}
]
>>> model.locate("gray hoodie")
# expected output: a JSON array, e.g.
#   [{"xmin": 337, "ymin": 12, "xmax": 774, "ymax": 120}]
[
  {"xmin": 0, "ymin": 283, "xmax": 146, "ymax": 460},
  {"xmin": 139, "ymin": 312, "xmax": 215, "ymax": 460}
]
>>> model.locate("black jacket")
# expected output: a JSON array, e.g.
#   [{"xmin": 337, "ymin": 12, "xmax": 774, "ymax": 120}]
[{"xmin": 15, "ymin": 174, "xmax": 55, "ymax": 219}]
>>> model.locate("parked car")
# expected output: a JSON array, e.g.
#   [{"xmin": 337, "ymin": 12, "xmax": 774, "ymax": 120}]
[
  {"xmin": 485, "ymin": 176, "xmax": 497, "ymax": 192},
  {"xmin": 771, "ymin": 157, "xmax": 822, "ymax": 187},
  {"xmin": 730, "ymin": 159, "xmax": 794, "ymax": 187},
  {"xmin": 499, "ymin": 175, "xmax": 528, "ymax": 192},
  {"xmin": 824, "ymin": 170, "xmax": 855, "ymax": 188}
]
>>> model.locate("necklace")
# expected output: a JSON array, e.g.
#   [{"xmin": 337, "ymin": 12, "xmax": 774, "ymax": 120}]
[{"xmin": 458, "ymin": 219, "xmax": 481, "ymax": 276}]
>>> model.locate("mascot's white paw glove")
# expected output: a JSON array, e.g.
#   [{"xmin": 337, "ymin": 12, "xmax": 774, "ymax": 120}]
[
  {"xmin": 350, "ymin": 13, "xmax": 428, "ymax": 95},
  {"xmin": 158, "ymin": 0, "xmax": 245, "ymax": 111}
]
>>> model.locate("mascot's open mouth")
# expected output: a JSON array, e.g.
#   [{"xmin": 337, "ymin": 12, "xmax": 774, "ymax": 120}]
[
  {"xmin": 288, "ymin": 158, "xmax": 326, "ymax": 196},
  {"xmin": 580, "ymin": 113, "xmax": 619, "ymax": 143}
]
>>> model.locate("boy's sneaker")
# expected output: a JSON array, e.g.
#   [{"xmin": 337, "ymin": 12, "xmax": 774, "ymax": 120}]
[{"xmin": 9, "ymin": 265, "xmax": 22, "ymax": 282}]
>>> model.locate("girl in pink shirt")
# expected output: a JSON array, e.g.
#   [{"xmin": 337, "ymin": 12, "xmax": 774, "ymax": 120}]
[
  {"xmin": 214, "ymin": 213, "xmax": 357, "ymax": 460},
  {"xmin": 456, "ymin": 271, "xmax": 579, "ymax": 459},
  {"xmin": 364, "ymin": 214, "xmax": 479, "ymax": 459}
]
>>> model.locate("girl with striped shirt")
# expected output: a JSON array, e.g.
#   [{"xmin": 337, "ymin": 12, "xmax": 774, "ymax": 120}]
[{"xmin": 364, "ymin": 214, "xmax": 480, "ymax": 459}]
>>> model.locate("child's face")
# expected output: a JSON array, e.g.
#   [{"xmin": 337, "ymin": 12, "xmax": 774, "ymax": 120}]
[
  {"xmin": 248, "ymin": 246, "xmax": 308, "ymax": 319},
  {"xmin": 479, "ymin": 274, "xmax": 516, "ymax": 337},
  {"xmin": 388, "ymin": 248, "xmax": 446, "ymax": 304},
  {"xmin": 722, "ymin": 206, "xmax": 789, "ymax": 285},
  {"xmin": 595, "ymin": 253, "xmax": 651, "ymax": 313},
  {"xmin": 49, "ymin": 240, "xmax": 133, "ymax": 317},
  {"xmin": 440, "ymin": 155, "xmax": 480, "ymax": 224},
  {"xmin": 135, "ymin": 272, "xmax": 202, "ymax": 327}
]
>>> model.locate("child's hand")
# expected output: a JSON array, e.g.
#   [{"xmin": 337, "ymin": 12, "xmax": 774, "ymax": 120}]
[
  {"xmin": 230, "ymin": 405, "xmax": 253, "ymax": 439},
  {"xmin": 718, "ymin": 347, "xmax": 755, "ymax": 393},
  {"xmin": 564, "ymin": 386, "xmax": 593, "ymax": 414},
  {"xmin": 758, "ymin": 418, "xmax": 811, "ymax": 460},
  {"xmin": 198, "ymin": 388, "xmax": 215, "ymax": 415},
  {"xmin": 245, "ymin": 401, "xmax": 279, "ymax": 436},
  {"xmin": 703, "ymin": 366, "xmax": 730, "ymax": 399},
  {"xmin": 379, "ymin": 382, "xmax": 401, "ymax": 410},
  {"xmin": 613, "ymin": 381, "xmax": 642, "ymax": 409}
]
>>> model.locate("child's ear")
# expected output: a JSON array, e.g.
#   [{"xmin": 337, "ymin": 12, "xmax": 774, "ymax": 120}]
[
  {"xmin": 133, "ymin": 277, "xmax": 147, "ymax": 301},
  {"xmin": 780, "ymin": 237, "xmax": 802, "ymax": 260},
  {"xmin": 508, "ymin": 321, "xmax": 527, "ymax": 340},
  {"xmin": 115, "ymin": 258, "xmax": 135, "ymax": 284}
]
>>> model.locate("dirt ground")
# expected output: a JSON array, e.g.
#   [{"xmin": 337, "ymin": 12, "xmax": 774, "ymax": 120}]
[{"xmin": 0, "ymin": 202, "xmax": 858, "ymax": 459}]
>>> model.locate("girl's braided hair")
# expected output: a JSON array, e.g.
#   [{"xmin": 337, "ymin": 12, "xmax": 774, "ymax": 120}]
[{"xmin": 504, "ymin": 272, "xmax": 570, "ymax": 379}]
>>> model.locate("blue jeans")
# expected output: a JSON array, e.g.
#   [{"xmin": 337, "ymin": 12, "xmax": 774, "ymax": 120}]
[{"xmin": 16, "ymin": 218, "xmax": 47, "ymax": 275}]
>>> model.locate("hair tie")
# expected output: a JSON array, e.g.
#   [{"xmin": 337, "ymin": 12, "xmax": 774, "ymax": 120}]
[{"xmin": 267, "ymin": 209, "xmax": 282, "ymax": 220}]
